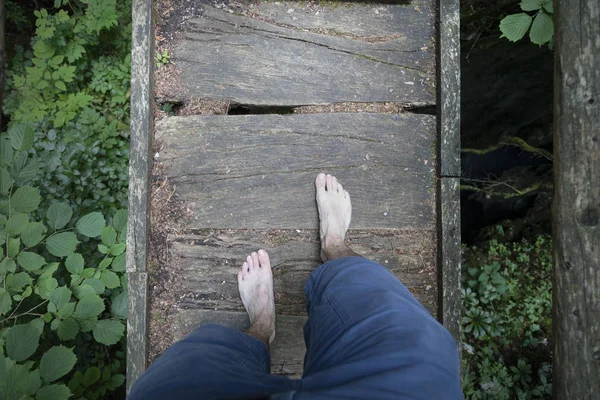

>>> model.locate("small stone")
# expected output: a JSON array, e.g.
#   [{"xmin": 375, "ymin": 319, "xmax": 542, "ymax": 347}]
[{"xmin": 287, "ymin": 8, "xmax": 294, "ymax": 13}]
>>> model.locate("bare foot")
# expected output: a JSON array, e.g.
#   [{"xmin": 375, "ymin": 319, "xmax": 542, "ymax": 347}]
[
  {"xmin": 315, "ymin": 173, "xmax": 352, "ymax": 261},
  {"xmin": 237, "ymin": 250, "xmax": 276, "ymax": 344}
]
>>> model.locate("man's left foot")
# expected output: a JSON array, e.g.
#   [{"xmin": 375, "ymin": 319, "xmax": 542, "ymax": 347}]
[{"xmin": 238, "ymin": 250, "xmax": 276, "ymax": 344}]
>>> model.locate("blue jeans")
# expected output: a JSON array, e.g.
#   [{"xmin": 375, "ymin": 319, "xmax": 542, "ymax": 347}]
[{"xmin": 128, "ymin": 257, "xmax": 463, "ymax": 399}]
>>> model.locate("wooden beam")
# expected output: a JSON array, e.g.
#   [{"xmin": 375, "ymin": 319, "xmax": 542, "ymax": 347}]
[
  {"xmin": 126, "ymin": 0, "xmax": 154, "ymax": 392},
  {"xmin": 437, "ymin": 0, "xmax": 461, "ymax": 177},
  {"xmin": 552, "ymin": 0, "xmax": 600, "ymax": 396}
]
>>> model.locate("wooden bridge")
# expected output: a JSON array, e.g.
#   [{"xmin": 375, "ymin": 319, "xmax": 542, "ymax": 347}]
[{"xmin": 126, "ymin": 0, "xmax": 461, "ymax": 389}]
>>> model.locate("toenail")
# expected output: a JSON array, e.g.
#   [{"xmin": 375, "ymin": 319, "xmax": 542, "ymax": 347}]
[{"xmin": 258, "ymin": 249, "xmax": 265, "ymax": 255}]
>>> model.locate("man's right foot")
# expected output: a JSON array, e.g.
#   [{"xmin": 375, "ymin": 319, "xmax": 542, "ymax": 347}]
[{"xmin": 315, "ymin": 173, "xmax": 352, "ymax": 261}]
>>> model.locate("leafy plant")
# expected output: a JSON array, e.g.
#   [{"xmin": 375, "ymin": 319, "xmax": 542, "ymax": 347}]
[
  {"xmin": 461, "ymin": 227, "xmax": 552, "ymax": 399},
  {"xmin": 3, "ymin": 0, "xmax": 132, "ymax": 216},
  {"xmin": 499, "ymin": 0, "xmax": 554, "ymax": 46},
  {"xmin": 156, "ymin": 49, "xmax": 171, "ymax": 67},
  {"xmin": 1, "ymin": 84, "xmax": 127, "ymax": 400}
]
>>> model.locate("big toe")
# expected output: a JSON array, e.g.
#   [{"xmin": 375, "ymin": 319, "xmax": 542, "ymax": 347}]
[
  {"xmin": 257, "ymin": 249, "xmax": 270, "ymax": 268},
  {"xmin": 315, "ymin": 173, "xmax": 326, "ymax": 190}
]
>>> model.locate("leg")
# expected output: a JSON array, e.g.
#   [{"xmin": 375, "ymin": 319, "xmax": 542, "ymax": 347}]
[
  {"xmin": 298, "ymin": 173, "xmax": 462, "ymax": 399},
  {"xmin": 128, "ymin": 251, "xmax": 293, "ymax": 400}
]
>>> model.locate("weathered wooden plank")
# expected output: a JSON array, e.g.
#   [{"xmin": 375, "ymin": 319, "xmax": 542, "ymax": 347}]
[
  {"xmin": 437, "ymin": 0, "xmax": 460, "ymax": 177},
  {"xmin": 156, "ymin": 113, "xmax": 437, "ymax": 230},
  {"xmin": 170, "ymin": 2, "xmax": 435, "ymax": 106},
  {"xmin": 174, "ymin": 309, "xmax": 307, "ymax": 377},
  {"xmin": 251, "ymin": 0, "xmax": 434, "ymax": 39},
  {"xmin": 437, "ymin": 177, "xmax": 460, "ymax": 343},
  {"xmin": 169, "ymin": 230, "xmax": 437, "ymax": 316},
  {"xmin": 127, "ymin": 0, "xmax": 154, "ymax": 274},
  {"xmin": 553, "ymin": 0, "xmax": 600, "ymax": 395},
  {"xmin": 127, "ymin": 272, "xmax": 149, "ymax": 392},
  {"xmin": 127, "ymin": 0, "xmax": 153, "ymax": 391}
]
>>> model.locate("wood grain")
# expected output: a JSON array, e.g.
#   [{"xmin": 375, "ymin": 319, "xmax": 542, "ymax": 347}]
[
  {"xmin": 171, "ymin": 2, "xmax": 435, "ymax": 105},
  {"xmin": 127, "ymin": 0, "xmax": 153, "ymax": 391},
  {"xmin": 552, "ymin": 0, "xmax": 600, "ymax": 395},
  {"xmin": 156, "ymin": 113, "xmax": 437, "ymax": 230},
  {"xmin": 437, "ymin": 177, "xmax": 461, "ymax": 343},
  {"xmin": 168, "ymin": 230, "xmax": 437, "ymax": 316}
]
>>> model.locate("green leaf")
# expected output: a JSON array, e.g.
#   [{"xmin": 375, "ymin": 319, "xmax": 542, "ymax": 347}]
[
  {"xmin": 46, "ymin": 232, "xmax": 79, "ymax": 257},
  {"xmin": 57, "ymin": 302, "xmax": 76, "ymax": 319},
  {"xmin": 99, "ymin": 257, "xmax": 113, "ymax": 270},
  {"xmin": 72, "ymin": 284, "xmax": 95, "ymax": 300},
  {"xmin": 81, "ymin": 268, "xmax": 95, "ymax": 279},
  {"xmin": 529, "ymin": 11, "xmax": 554, "ymax": 45},
  {"xmin": 36, "ymin": 277, "xmax": 59, "ymax": 300},
  {"xmin": 17, "ymin": 252, "xmax": 46, "ymax": 271},
  {"xmin": 98, "ymin": 244, "xmax": 109, "ymax": 254},
  {"xmin": 83, "ymin": 278, "xmax": 106, "ymax": 294},
  {"xmin": 0, "ymin": 167, "xmax": 11, "ymax": 195},
  {"xmin": 112, "ymin": 209, "xmax": 128, "ymax": 232},
  {"xmin": 21, "ymin": 222, "xmax": 47, "ymax": 247},
  {"xmin": 111, "ymin": 291, "xmax": 128, "ymax": 319},
  {"xmin": 520, "ymin": 0, "xmax": 541, "ymax": 11},
  {"xmin": 57, "ymin": 318, "xmax": 79, "ymax": 340},
  {"xmin": 109, "ymin": 374, "xmax": 125, "ymax": 389},
  {"xmin": 65, "ymin": 253, "xmax": 84, "ymax": 274},
  {"xmin": 10, "ymin": 186, "xmax": 41, "ymax": 213},
  {"xmin": 6, "ymin": 323, "xmax": 42, "ymax": 361},
  {"xmin": 6, "ymin": 272, "xmax": 33, "ymax": 291},
  {"xmin": 499, "ymin": 13, "xmax": 533, "ymax": 42},
  {"xmin": 0, "ymin": 289, "xmax": 12, "ymax": 315},
  {"xmin": 39, "ymin": 346, "xmax": 77, "ymax": 383},
  {"xmin": 112, "ymin": 252, "xmax": 126, "ymax": 272},
  {"xmin": 83, "ymin": 366, "xmax": 101, "ymax": 387},
  {"xmin": 110, "ymin": 243, "xmax": 126, "ymax": 256},
  {"xmin": 8, "ymin": 237, "xmax": 20, "ymax": 258},
  {"xmin": 6, "ymin": 212, "xmax": 29, "ymax": 236},
  {"xmin": 0, "ymin": 257, "xmax": 17, "ymax": 274},
  {"xmin": 17, "ymin": 156, "xmax": 42, "ymax": 182},
  {"xmin": 36, "ymin": 384, "xmax": 72, "ymax": 400},
  {"xmin": 3, "ymin": 363, "xmax": 31, "ymax": 398},
  {"xmin": 78, "ymin": 317, "xmax": 98, "ymax": 332},
  {"xmin": 8, "ymin": 123, "xmax": 35, "ymax": 151},
  {"xmin": 74, "ymin": 294, "xmax": 105, "ymax": 319},
  {"xmin": 101, "ymin": 270, "xmax": 120, "ymax": 289},
  {"xmin": 50, "ymin": 286, "xmax": 72, "ymax": 309},
  {"xmin": 101, "ymin": 226, "xmax": 117, "ymax": 246},
  {"xmin": 76, "ymin": 212, "xmax": 105, "ymax": 238},
  {"xmin": 46, "ymin": 203, "xmax": 73, "ymax": 230},
  {"xmin": 68, "ymin": 371, "xmax": 83, "ymax": 393},
  {"xmin": 92, "ymin": 320, "xmax": 124, "ymax": 345},
  {"xmin": 0, "ymin": 137, "xmax": 14, "ymax": 167},
  {"xmin": 542, "ymin": 0, "xmax": 553, "ymax": 13},
  {"xmin": 27, "ymin": 368, "xmax": 42, "ymax": 395}
]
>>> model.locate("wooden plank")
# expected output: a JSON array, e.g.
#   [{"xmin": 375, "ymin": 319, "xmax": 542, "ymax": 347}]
[
  {"xmin": 436, "ymin": 0, "xmax": 460, "ymax": 177},
  {"xmin": 127, "ymin": 0, "xmax": 154, "ymax": 391},
  {"xmin": 127, "ymin": 0, "xmax": 154, "ymax": 274},
  {"xmin": 553, "ymin": 0, "xmax": 600, "ymax": 396},
  {"xmin": 127, "ymin": 272, "xmax": 149, "ymax": 392},
  {"xmin": 168, "ymin": 230, "xmax": 437, "ymax": 316},
  {"xmin": 437, "ymin": 177, "xmax": 461, "ymax": 343},
  {"xmin": 156, "ymin": 113, "xmax": 437, "ymax": 230},
  {"xmin": 174, "ymin": 309, "xmax": 307, "ymax": 377},
  {"xmin": 170, "ymin": 2, "xmax": 435, "ymax": 106}
]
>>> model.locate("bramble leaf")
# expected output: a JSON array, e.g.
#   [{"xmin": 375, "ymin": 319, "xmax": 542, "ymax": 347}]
[{"xmin": 92, "ymin": 320, "xmax": 124, "ymax": 345}]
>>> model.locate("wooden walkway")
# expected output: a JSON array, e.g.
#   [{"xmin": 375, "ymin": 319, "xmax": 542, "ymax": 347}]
[{"xmin": 126, "ymin": 0, "xmax": 460, "ymax": 389}]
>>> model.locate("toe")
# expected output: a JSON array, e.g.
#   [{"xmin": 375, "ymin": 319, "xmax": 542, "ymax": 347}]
[
  {"xmin": 257, "ymin": 249, "xmax": 270, "ymax": 268},
  {"xmin": 332, "ymin": 176, "xmax": 339, "ymax": 192},
  {"xmin": 238, "ymin": 271, "xmax": 244, "ymax": 281},
  {"xmin": 315, "ymin": 173, "xmax": 326, "ymax": 189},
  {"xmin": 344, "ymin": 190, "xmax": 350, "ymax": 199},
  {"xmin": 242, "ymin": 261, "xmax": 249, "ymax": 275},
  {"xmin": 326, "ymin": 174, "xmax": 333, "ymax": 191},
  {"xmin": 246, "ymin": 256, "xmax": 253, "ymax": 271},
  {"xmin": 251, "ymin": 252, "xmax": 259, "ymax": 270}
]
